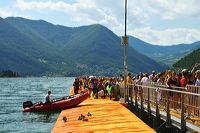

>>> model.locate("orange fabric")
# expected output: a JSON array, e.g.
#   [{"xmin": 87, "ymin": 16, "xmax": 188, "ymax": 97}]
[{"xmin": 52, "ymin": 98, "xmax": 155, "ymax": 133}]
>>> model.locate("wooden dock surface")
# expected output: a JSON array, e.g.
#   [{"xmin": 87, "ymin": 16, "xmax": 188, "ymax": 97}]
[{"xmin": 52, "ymin": 98, "xmax": 155, "ymax": 133}]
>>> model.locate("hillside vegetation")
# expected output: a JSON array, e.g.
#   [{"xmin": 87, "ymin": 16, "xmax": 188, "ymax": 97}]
[
  {"xmin": 173, "ymin": 48, "xmax": 200, "ymax": 70},
  {"xmin": 0, "ymin": 17, "xmax": 166, "ymax": 76}
]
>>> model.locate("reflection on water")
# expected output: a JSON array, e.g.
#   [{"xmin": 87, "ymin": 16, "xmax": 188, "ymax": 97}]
[
  {"xmin": 0, "ymin": 77, "xmax": 74, "ymax": 133},
  {"xmin": 23, "ymin": 111, "xmax": 59, "ymax": 123}
]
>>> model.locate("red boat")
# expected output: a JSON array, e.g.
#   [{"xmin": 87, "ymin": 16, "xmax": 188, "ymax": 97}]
[{"xmin": 23, "ymin": 91, "xmax": 89, "ymax": 112}]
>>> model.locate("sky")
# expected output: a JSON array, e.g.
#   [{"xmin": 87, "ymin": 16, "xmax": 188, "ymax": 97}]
[{"xmin": 1, "ymin": 0, "xmax": 200, "ymax": 45}]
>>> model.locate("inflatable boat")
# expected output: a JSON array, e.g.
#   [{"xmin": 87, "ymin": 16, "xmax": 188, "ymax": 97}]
[{"xmin": 23, "ymin": 91, "xmax": 89, "ymax": 112}]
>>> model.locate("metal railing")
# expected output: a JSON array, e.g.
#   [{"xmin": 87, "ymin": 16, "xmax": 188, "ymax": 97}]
[{"xmin": 125, "ymin": 82, "xmax": 200, "ymax": 132}]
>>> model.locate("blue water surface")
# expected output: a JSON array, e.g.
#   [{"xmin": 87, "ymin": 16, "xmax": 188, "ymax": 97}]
[{"xmin": 0, "ymin": 77, "xmax": 74, "ymax": 133}]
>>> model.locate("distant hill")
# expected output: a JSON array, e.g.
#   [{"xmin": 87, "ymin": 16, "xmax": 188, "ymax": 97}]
[
  {"xmin": 129, "ymin": 36, "xmax": 200, "ymax": 66},
  {"xmin": 0, "ymin": 70, "xmax": 20, "ymax": 77},
  {"xmin": 0, "ymin": 17, "xmax": 166, "ymax": 76},
  {"xmin": 173, "ymin": 48, "xmax": 200, "ymax": 70}
]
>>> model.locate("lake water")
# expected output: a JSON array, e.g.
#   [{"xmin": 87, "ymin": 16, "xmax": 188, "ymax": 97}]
[{"xmin": 0, "ymin": 77, "xmax": 74, "ymax": 133}]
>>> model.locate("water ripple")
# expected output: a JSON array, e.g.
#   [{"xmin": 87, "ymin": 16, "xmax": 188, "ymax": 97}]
[{"xmin": 0, "ymin": 77, "xmax": 74, "ymax": 132}]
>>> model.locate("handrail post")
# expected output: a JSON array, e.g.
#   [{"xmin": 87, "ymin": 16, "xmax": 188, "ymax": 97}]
[
  {"xmin": 140, "ymin": 87, "xmax": 144, "ymax": 116},
  {"xmin": 147, "ymin": 87, "xmax": 151, "ymax": 116},
  {"xmin": 128, "ymin": 87, "xmax": 131, "ymax": 104},
  {"xmin": 126, "ymin": 84, "xmax": 129, "ymax": 103},
  {"xmin": 166, "ymin": 91, "xmax": 171, "ymax": 128},
  {"xmin": 128, "ymin": 85, "xmax": 130, "ymax": 103},
  {"xmin": 135, "ymin": 86, "xmax": 138, "ymax": 109},
  {"xmin": 155, "ymin": 88, "xmax": 160, "ymax": 120},
  {"xmin": 124, "ymin": 86, "xmax": 127, "ymax": 102},
  {"xmin": 127, "ymin": 86, "xmax": 129, "ymax": 104},
  {"xmin": 130, "ymin": 86, "xmax": 133, "ymax": 105},
  {"xmin": 181, "ymin": 93, "xmax": 186, "ymax": 132},
  {"xmin": 131, "ymin": 96, "xmax": 133, "ymax": 105},
  {"xmin": 155, "ymin": 88, "xmax": 160, "ymax": 128},
  {"xmin": 127, "ymin": 87, "xmax": 130, "ymax": 104}
]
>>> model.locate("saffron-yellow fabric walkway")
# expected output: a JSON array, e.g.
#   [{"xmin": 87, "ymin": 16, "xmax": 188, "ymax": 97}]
[{"xmin": 52, "ymin": 98, "xmax": 155, "ymax": 133}]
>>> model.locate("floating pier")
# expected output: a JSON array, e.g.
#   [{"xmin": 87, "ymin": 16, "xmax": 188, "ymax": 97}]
[{"xmin": 52, "ymin": 98, "xmax": 155, "ymax": 132}]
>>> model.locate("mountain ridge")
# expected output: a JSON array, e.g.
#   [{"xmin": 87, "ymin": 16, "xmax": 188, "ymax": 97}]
[
  {"xmin": 129, "ymin": 36, "xmax": 200, "ymax": 65},
  {"xmin": 1, "ymin": 17, "xmax": 190, "ymax": 76}
]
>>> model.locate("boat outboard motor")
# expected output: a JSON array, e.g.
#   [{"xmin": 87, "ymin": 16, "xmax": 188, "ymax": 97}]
[{"xmin": 23, "ymin": 101, "xmax": 33, "ymax": 109}]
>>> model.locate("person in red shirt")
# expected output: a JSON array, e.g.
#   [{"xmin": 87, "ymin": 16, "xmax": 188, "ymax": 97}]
[
  {"xmin": 180, "ymin": 69, "xmax": 188, "ymax": 87},
  {"xmin": 180, "ymin": 69, "xmax": 189, "ymax": 113}
]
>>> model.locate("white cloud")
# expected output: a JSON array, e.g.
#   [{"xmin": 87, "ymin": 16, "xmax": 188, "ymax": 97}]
[
  {"xmin": 0, "ymin": 8, "xmax": 13, "ymax": 17},
  {"xmin": 130, "ymin": 27, "xmax": 200, "ymax": 45},
  {"xmin": 2, "ymin": 0, "xmax": 200, "ymax": 45},
  {"xmin": 16, "ymin": 0, "xmax": 73, "ymax": 11},
  {"xmin": 136, "ymin": 0, "xmax": 200, "ymax": 20},
  {"xmin": 15, "ymin": 0, "xmax": 125, "ymax": 32},
  {"xmin": 14, "ymin": 0, "xmax": 146, "ymax": 31},
  {"xmin": 0, "ymin": 7, "xmax": 30, "ymax": 18}
]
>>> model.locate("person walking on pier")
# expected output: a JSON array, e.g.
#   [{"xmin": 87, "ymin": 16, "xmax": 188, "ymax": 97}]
[{"xmin": 73, "ymin": 78, "xmax": 80, "ymax": 94}]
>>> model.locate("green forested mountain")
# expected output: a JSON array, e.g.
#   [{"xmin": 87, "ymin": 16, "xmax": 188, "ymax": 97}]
[
  {"xmin": 0, "ymin": 17, "xmax": 166, "ymax": 76},
  {"xmin": 129, "ymin": 36, "xmax": 200, "ymax": 66},
  {"xmin": 0, "ymin": 17, "xmax": 65, "ymax": 75},
  {"xmin": 173, "ymin": 48, "xmax": 200, "ymax": 70}
]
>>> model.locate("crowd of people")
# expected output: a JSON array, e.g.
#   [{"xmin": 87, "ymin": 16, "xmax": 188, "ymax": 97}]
[
  {"xmin": 72, "ymin": 76, "xmax": 123, "ymax": 100},
  {"xmin": 127, "ymin": 69, "xmax": 200, "ymax": 112},
  {"xmin": 43, "ymin": 69, "xmax": 199, "ymax": 116},
  {"xmin": 71, "ymin": 69, "xmax": 200, "ymax": 102},
  {"xmin": 133, "ymin": 69, "xmax": 200, "ymax": 87}
]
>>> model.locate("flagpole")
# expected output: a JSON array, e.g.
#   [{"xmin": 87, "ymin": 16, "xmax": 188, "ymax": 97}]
[{"xmin": 122, "ymin": 0, "xmax": 128, "ymax": 102}]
